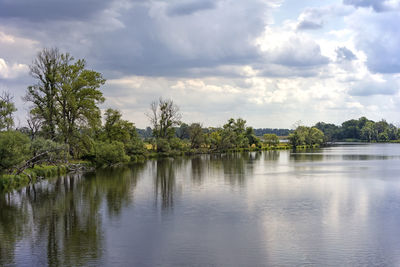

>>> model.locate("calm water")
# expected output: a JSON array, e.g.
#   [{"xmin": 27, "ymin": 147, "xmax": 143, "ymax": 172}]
[{"xmin": 2, "ymin": 144, "xmax": 400, "ymax": 266}]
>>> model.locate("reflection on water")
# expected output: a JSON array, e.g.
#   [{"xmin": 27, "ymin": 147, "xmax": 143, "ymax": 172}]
[
  {"xmin": 2, "ymin": 144, "xmax": 400, "ymax": 266},
  {"xmin": 155, "ymin": 159, "xmax": 175, "ymax": 210}
]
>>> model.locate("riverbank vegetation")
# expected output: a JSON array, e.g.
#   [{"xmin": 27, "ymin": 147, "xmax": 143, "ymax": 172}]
[{"xmin": 1, "ymin": 48, "xmax": 399, "ymax": 190}]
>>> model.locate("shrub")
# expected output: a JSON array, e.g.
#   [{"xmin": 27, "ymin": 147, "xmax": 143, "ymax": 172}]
[{"xmin": 94, "ymin": 141, "xmax": 130, "ymax": 166}]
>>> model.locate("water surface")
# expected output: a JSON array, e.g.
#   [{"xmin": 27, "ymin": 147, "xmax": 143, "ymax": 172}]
[{"xmin": 2, "ymin": 144, "xmax": 400, "ymax": 266}]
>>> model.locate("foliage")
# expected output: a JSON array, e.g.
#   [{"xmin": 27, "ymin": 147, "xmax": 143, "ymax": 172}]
[
  {"xmin": 102, "ymin": 108, "xmax": 146, "ymax": 159},
  {"xmin": 30, "ymin": 137, "xmax": 70, "ymax": 164},
  {"xmin": 289, "ymin": 126, "xmax": 324, "ymax": 147},
  {"xmin": 189, "ymin": 123, "xmax": 205, "ymax": 149},
  {"xmin": 94, "ymin": 141, "xmax": 130, "ymax": 166},
  {"xmin": 25, "ymin": 48, "xmax": 105, "ymax": 151},
  {"xmin": 55, "ymin": 53, "xmax": 105, "ymax": 147},
  {"xmin": 0, "ymin": 131, "xmax": 30, "ymax": 173},
  {"xmin": 25, "ymin": 48, "xmax": 61, "ymax": 139},
  {"xmin": 263, "ymin": 133, "xmax": 280, "ymax": 146}
]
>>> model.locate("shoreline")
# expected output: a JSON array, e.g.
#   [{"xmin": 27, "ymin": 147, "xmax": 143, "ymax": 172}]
[{"xmin": 0, "ymin": 143, "xmax": 326, "ymax": 193}]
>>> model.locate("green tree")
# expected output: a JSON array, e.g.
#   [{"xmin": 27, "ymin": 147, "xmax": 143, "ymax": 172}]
[
  {"xmin": 189, "ymin": 123, "xmax": 205, "ymax": 149},
  {"xmin": 102, "ymin": 108, "xmax": 145, "ymax": 159},
  {"xmin": 245, "ymin": 126, "xmax": 261, "ymax": 147},
  {"xmin": 0, "ymin": 92, "xmax": 17, "ymax": 131},
  {"xmin": 148, "ymin": 98, "xmax": 182, "ymax": 140},
  {"xmin": 25, "ymin": 48, "xmax": 61, "ymax": 139},
  {"xmin": 55, "ymin": 54, "xmax": 105, "ymax": 148},
  {"xmin": 360, "ymin": 121, "xmax": 376, "ymax": 142},
  {"xmin": 263, "ymin": 133, "xmax": 280, "ymax": 146}
]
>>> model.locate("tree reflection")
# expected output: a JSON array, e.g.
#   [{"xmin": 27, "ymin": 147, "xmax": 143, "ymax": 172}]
[
  {"xmin": 211, "ymin": 152, "xmax": 257, "ymax": 186},
  {"xmin": 0, "ymin": 164, "xmax": 144, "ymax": 266},
  {"xmin": 155, "ymin": 159, "xmax": 175, "ymax": 211},
  {"xmin": 264, "ymin": 150, "xmax": 280, "ymax": 161},
  {"xmin": 0, "ymin": 193, "xmax": 29, "ymax": 266},
  {"xmin": 191, "ymin": 156, "xmax": 207, "ymax": 185}
]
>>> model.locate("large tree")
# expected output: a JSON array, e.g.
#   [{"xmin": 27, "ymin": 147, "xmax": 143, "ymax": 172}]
[
  {"xmin": 25, "ymin": 48, "xmax": 61, "ymax": 139},
  {"xmin": 148, "ymin": 98, "xmax": 182, "ymax": 140},
  {"xmin": 56, "ymin": 53, "xmax": 105, "ymax": 146},
  {"xmin": 25, "ymin": 48, "xmax": 105, "ymax": 153}
]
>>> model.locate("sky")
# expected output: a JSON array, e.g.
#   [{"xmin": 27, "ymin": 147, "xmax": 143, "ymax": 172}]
[{"xmin": 1, "ymin": 0, "xmax": 400, "ymax": 129}]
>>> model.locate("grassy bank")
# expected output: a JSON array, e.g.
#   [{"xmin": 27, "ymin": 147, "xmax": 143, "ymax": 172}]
[{"xmin": 0, "ymin": 162, "xmax": 92, "ymax": 192}]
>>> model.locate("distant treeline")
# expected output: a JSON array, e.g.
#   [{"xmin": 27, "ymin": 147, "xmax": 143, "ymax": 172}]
[
  {"xmin": 314, "ymin": 117, "xmax": 399, "ymax": 142},
  {"xmin": 137, "ymin": 127, "xmax": 292, "ymax": 139}
]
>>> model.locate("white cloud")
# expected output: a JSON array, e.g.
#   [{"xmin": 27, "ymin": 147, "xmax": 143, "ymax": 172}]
[{"xmin": 0, "ymin": 58, "xmax": 28, "ymax": 79}]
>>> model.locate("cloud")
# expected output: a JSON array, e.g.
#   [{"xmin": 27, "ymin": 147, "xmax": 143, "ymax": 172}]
[
  {"xmin": 296, "ymin": 4, "xmax": 354, "ymax": 31},
  {"xmin": 348, "ymin": 10, "xmax": 400, "ymax": 73},
  {"xmin": 257, "ymin": 29, "xmax": 329, "ymax": 68},
  {"xmin": 336, "ymin": 47, "xmax": 357, "ymax": 61},
  {"xmin": 0, "ymin": 0, "xmax": 113, "ymax": 21},
  {"xmin": 167, "ymin": 0, "xmax": 217, "ymax": 16},
  {"xmin": 297, "ymin": 20, "xmax": 323, "ymax": 30},
  {"xmin": 343, "ymin": 0, "xmax": 400, "ymax": 12},
  {"xmin": 0, "ymin": 58, "xmax": 28, "ymax": 79},
  {"xmin": 348, "ymin": 77, "xmax": 399, "ymax": 96}
]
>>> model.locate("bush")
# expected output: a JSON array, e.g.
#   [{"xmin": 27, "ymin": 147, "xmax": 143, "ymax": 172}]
[
  {"xmin": 156, "ymin": 138, "xmax": 171, "ymax": 153},
  {"xmin": 0, "ymin": 131, "xmax": 30, "ymax": 173},
  {"xmin": 94, "ymin": 141, "xmax": 130, "ymax": 166}
]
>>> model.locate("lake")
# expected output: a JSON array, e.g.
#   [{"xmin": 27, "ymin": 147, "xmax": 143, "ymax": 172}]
[{"xmin": 2, "ymin": 143, "xmax": 400, "ymax": 266}]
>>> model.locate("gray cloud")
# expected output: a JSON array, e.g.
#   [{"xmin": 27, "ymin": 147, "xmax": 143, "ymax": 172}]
[
  {"xmin": 270, "ymin": 38, "xmax": 329, "ymax": 67},
  {"xmin": 336, "ymin": 47, "xmax": 357, "ymax": 62},
  {"xmin": 167, "ymin": 0, "xmax": 217, "ymax": 16},
  {"xmin": 0, "ymin": 0, "xmax": 112, "ymax": 21},
  {"xmin": 0, "ymin": 0, "xmax": 271, "ymax": 78},
  {"xmin": 349, "ymin": 11, "xmax": 400, "ymax": 73},
  {"xmin": 348, "ymin": 78, "xmax": 398, "ymax": 96},
  {"xmin": 297, "ymin": 20, "xmax": 323, "ymax": 30},
  {"xmin": 343, "ymin": 0, "xmax": 399, "ymax": 12}
]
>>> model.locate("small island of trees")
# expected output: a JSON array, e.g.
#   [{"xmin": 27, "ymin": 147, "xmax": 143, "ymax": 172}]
[{"xmin": 1, "ymin": 48, "xmax": 400, "ymax": 191}]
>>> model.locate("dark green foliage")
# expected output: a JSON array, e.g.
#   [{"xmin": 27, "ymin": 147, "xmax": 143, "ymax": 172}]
[
  {"xmin": 0, "ymin": 131, "xmax": 30, "ymax": 173},
  {"xmin": 208, "ymin": 118, "xmax": 252, "ymax": 151},
  {"xmin": 315, "ymin": 117, "xmax": 399, "ymax": 142},
  {"xmin": 189, "ymin": 123, "xmax": 205, "ymax": 149},
  {"xmin": 156, "ymin": 138, "xmax": 171, "ymax": 153},
  {"xmin": 94, "ymin": 141, "xmax": 130, "ymax": 166},
  {"xmin": 175, "ymin": 123, "xmax": 190, "ymax": 139},
  {"xmin": 289, "ymin": 126, "xmax": 324, "ymax": 147}
]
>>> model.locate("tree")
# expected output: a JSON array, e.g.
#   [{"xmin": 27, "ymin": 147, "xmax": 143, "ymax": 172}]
[
  {"xmin": 189, "ymin": 123, "xmax": 205, "ymax": 149},
  {"xmin": 55, "ymin": 54, "xmax": 105, "ymax": 147},
  {"xmin": 176, "ymin": 122, "xmax": 190, "ymax": 139},
  {"xmin": 263, "ymin": 134, "xmax": 279, "ymax": 146},
  {"xmin": 246, "ymin": 126, "xmax": 261, "ymax": 147},
  {"xmin": 148, "ymin": 98, "xmax": 182, "ymax": 140},
  {"xmin": 0, "ymin": 91, "xmax": 17, "ymax": 131},
  {"xmin": 25, "ymin": 48, "xmax": 61, "ymax": 139},
  {"xmin": 94, "ymin": 141, "xmax": 130, "ymax": 166},
  {"xmin": 360, "ymin": 121, "xmax": 376, "ymax": 142},
  {"xmin": 289, "ymin": 126, "xmax": 324, "ymax": 147},
  {"xmin": 102, "ymin": 108, "xmax": 145, "ymax": 159}
]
